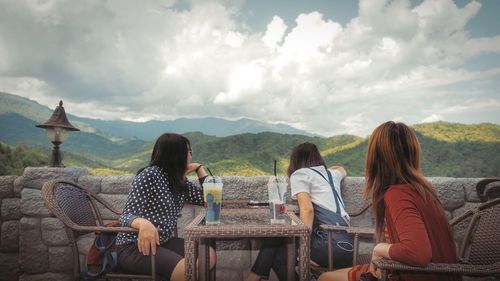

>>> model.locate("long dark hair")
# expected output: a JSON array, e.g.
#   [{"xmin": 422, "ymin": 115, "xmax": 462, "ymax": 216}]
[
  {"xmin": 287, "ymin": 142, "xmax": 326, "ymax": 177},
  {"xmin": 138, "ymin": 133, "xmax": 190, "ymax": 195},
  {"xmin": 364, "ymin": 121, "xmax": 449, "ymax": 242}
]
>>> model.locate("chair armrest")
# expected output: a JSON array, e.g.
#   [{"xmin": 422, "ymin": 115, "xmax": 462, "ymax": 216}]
[
  {"xmin": 320, "ymin": 224, "xmax": 375, "ymax": 236},
  {"xmin": 373, "ymin": 258, "xmax": 500, "ymax": 276},
  {"xmin": 320, "ymin": 224, "xmax": 375, "ymax": 270},
  {"xmin": 72, "ymin": 225, "xmax": 139, "ymax": 233},
  {"xmin": 449, "ymin": 210, "xmax": 474, "ymax": 227}
]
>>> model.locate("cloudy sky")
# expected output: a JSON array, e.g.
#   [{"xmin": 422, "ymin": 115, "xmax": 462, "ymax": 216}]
[{"xmin": 0, "ymin": 0, "xmax": 499, "ymax": 136}]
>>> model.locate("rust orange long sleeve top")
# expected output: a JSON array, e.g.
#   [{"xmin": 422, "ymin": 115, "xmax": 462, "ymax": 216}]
[{"xmin": 384, "ymin": 184, "xmax": 461, "ymax": 281}]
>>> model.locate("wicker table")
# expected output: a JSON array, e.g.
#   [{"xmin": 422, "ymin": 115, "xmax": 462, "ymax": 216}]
[{"xmin": 184, "ymin": 207, "xmax": 310, "ymax": 281}]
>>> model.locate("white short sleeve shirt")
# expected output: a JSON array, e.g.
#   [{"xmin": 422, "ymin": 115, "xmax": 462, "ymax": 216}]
[{"xmin": 290, "ymin": 165, "xmax": 348, "ymax": 219}]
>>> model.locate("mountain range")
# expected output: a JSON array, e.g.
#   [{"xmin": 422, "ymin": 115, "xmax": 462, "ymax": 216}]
[
  {"xmin": 0, "ymin": 92, "xmax": 315, "ymax": 139},
  {"xmin": 0, "ymin": 91, "xmax": 499, "ymax": 177}
]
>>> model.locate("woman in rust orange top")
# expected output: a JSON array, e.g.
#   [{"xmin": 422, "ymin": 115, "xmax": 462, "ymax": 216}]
[{"xmin": 319, "ymin": 121, "xmax": 461, "ymax": 281}]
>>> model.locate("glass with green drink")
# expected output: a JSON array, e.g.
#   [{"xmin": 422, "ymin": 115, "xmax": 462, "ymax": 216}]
[{"xmin": 203, "ymin": 176, "xmax": 223, "ymax": 224}]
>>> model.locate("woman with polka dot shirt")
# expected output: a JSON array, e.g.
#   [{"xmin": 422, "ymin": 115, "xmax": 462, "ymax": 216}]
[{"xmin": 116, "ymin": 133, "xmax": 216, "ymax": 281}]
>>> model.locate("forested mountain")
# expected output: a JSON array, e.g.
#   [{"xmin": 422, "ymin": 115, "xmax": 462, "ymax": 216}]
[
  {"xmin": 0, "ymin": 92, "xmax": 314, "ymax": 139},
  {"xmin": 0, "ymin": 92, "xmax": 498, "ymax": 177},
  {"xmin": 1, "ymin": 121, "xmax": 498, "ymax": 177}
]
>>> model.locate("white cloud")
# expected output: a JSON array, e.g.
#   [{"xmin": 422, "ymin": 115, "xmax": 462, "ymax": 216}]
[
  {"xmin": 421, "ymin": 114, "xmax": 442, "ymax": 123},
  {"xmin": 0, "ymin": 0, "xmax": 499, "ymax": 136},
  {"xmin": 262, "ymin": 16, "xmax": 287, "ymax": 49}
]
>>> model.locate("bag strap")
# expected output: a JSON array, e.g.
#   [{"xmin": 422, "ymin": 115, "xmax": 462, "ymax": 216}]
[
  {"xmin": 309, "ymin": 168, "xmax": 345, "ymax": 215},
  {"xmin": 81, "ymin": 234, "xmax": 118, "ymax": 281},
  {"xmin": 95, "ymin": 234, "xmax": 118, "ymax": 272}
]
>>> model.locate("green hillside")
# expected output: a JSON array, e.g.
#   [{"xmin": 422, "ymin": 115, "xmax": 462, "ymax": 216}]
[
  {"xmin": 0, "ymin": 112, "xmax": 148, "ymax": 163},
  {"xmin": 1, "ymin": 118, "xmax": 499, "ymax": 177},
  {"xmin": 414, "ymin": 122, "xmax": 500, "ymax": 142},
  {"xmin": 0, "ymin": 92, "xmax": 97, "ymax": 133},
  {"xmin": 111, "ymin": 125, "xmax": 499, "ymax": 178},
  {"xmin": 0, "ymin": 92, "xmax": 52, "ymax": 123},
  {"xmin": 0, "ymin": 90, "xmax": 498, "ymax": 177},
  {"xmin": 322, "ymin": 124, "xmax": 500, "ymax": 177},
  {"xmin": 0, "ymin": 142, "xmax": 47, "ymax": 175}
]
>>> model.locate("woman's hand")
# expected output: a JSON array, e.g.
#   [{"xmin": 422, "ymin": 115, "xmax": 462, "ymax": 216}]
[
  {"xmin": 369, "ymin": 252, "xmax": 382, "ymax": 278},
  {"xmin": 369, "ymin": 243, "xmax": 392, "ymax": 278},
  {"xmin": 186, "ymin": 163, "xmax": 201, "ymax": 174},
  {"xmin": 329, "ymin": 165, "xmax": 347, "ymax": 178},
  {"xmin": 186, "ymin": 162, "xmax": 207, "ymax": 177},
  {"xmin": 132, "ymin": 218, "xmax": 159, "ymax": 256}
]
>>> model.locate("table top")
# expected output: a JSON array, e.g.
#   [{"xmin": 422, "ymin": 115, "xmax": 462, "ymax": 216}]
[{"xmin": 185, "ymin": 207, "xmax": 309, "ymax": 238}]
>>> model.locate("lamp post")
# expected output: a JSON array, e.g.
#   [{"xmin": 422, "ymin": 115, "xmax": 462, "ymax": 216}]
[{"xmin": 36, "ymin": 100, "xmax": 79, "ymax": 167}]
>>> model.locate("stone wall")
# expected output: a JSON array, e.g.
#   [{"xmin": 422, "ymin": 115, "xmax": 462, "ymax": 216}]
[
  {"xmin": 0, "ymin": 175, "xmax": 21, "ymax": 281},
  {"xmin": 0, "ymin": 167, "xmax": 496, "ymax": 281}
]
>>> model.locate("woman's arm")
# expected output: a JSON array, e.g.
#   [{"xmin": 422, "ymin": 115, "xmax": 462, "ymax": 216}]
[
  {"xmin": 120, "ymin": 170, "xmax": 160, "ymax": 256},
  {"xmin": 329, "ymin": 165, "xmax": 347, "ymax": 178},
  {"xmin": 369, "ymin": 242, "xmax": 392, "ymax": 278},
  {"xmin": 186, "ymin": 163, "xmax": 207, "ymax": 178},
  {"xmin": 185, "ymin": 163, "xmax": 206, "ymax": 205},
  {"xmin": 296, "ymin": 192, "xmax": 314, "ymax": 230},
  {"xmin": 119, "ymin": 171, "xmax": 157, "ymax": 228},
  {"xmin": 131, "ymin": 217, "xmax": 159, "ymax": 256},
  {"xmin": 384, "ymin": 188, "xmax": 432, "ymax": 266}
]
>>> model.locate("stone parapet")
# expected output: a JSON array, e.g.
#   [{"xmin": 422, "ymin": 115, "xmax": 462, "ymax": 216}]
[
  {"xmin": 0, "ymin": 168, "xmax": 496, "ymax": 281},
  {"xmin": 0, "ymin": 174, "xmax": 20, "ymax": 281}
]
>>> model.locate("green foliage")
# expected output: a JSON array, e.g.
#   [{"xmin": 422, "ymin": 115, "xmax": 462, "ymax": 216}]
[
  {"xmin": 321, "ymin": 127, "xmax": 500, "ymax": 178},
  {"xmin": 0, "ymin": 142, "xmax": 47, "ymax": 175},
  {"xmin": 413, "ymin": 122, "xmax": 500, "ymax": 142},
  {"xmin": 175, "ymin": 132, "xmax": 360, "ymax": 175},
  {"xmin": 0, "ymin": 104, "xmax": 498, "ymax": 178},
  {"xmin": 87, "ymin": 168, "xmax": 133, "ymax": 176},
  {"xmin": 0, "ymin": 92, "xmax": 52, "ymax": 123}
]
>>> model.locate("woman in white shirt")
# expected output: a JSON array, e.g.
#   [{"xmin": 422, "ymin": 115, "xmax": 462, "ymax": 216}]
[{"xmin": 245, "ymin": 142, "xmax": 353, "ymax": 281}]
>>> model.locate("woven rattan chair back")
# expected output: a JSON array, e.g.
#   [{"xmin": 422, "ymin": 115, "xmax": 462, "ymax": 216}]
[
  {"xmin": 42, "ymin": 180, "xmax": 158, "ymax": 281},
  {"xmin": 476, "ymin": 178, "xmax": 500, "ymax": 202},
  {"xmin": 459, "ymin": 198, "xmax": 500, "ymax": 266},
  {"xmin": 55, "ymin": 183, "xmax": 100, "ymax": 235}
]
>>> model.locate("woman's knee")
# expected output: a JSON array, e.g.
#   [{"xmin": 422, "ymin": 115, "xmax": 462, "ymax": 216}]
[
  {"xmin": 170, "ymin": 259, "xmax": 185, "ymax": 281},
  {"xmin": 317, "ymin": 268, "xmax": 350, "ymax": 281},
  {"xmin": 209, "ymin": 246, "xmax": 217, "ymax": 269}
]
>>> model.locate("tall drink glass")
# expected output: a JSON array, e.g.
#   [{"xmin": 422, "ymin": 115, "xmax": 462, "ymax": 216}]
[
  {"xmin": 203, "ymin": 176, "xmax": 223, "ymax": 225},
  {"xmin": 267, "ymin": 176, "xmax": 287, "ymax": 224}
]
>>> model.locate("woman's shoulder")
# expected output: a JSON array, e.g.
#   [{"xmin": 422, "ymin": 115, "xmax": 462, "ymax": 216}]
[
  {"xmin": 385, "ymin": 184, "xmax": 421, "ymax": 201},
  {"xmin": 291, "ymin": 166, "xmax": 319, "ymax": 178},
  {"xmin": 136, "ymin": 165, "xmax": 163, "ymax": 179}
]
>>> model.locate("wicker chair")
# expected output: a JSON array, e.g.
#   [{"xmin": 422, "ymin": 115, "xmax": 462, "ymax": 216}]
[
  {"xmin": 476, "ymin": 178, "xmax": 500, "ymax": 202},
  {"xmin": 41, "ymin": 180, "xmax": 157, "ymax": 281},
  {"xmin": 373, "ymin": 197, "xmax": 500, "ymax": 280}
]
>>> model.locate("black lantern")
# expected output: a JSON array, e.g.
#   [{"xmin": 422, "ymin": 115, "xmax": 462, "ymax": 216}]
[{"xmin": 36, "ymin": 100, "xmax": 79, "ymax": 167}]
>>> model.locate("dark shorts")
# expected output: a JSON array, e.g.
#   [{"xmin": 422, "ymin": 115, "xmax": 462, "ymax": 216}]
[{"xmin": 117, "ymin": 237, "xmax": 185, "ymax": 280}]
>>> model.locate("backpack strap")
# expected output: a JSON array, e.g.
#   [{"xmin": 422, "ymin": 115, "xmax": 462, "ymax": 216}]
[
  {"xmin": 95, "ymin": 234, "xmax": 118, "ymax": 272},
  {"xmin": 81, "ymin": 233, "xmax": 118, "ymax": 281},
  {"xmin": 309, "ymin": 168, "xmax": 345, "ymax": 215}
]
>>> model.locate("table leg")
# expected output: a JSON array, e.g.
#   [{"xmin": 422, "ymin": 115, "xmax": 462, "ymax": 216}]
[
  {"xmin": 298, "ymin": 234, "xmax": 310, "ymax": 281},
  {"xmin": 199, "ymin": 238, "xmax": 209, "ymax": 281},
  {"xmin": 287, "ymin": 237, "xmax": 296, "ymax": 281},
  {"xmin": 184, "ymin": 237, "xmax": 196, "ymax": 281}
]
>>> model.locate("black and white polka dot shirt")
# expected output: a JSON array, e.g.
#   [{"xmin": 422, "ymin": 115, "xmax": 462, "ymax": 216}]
[{"xmin": 116, "ymin": 165, "xmax": 204, "ymax": 245}]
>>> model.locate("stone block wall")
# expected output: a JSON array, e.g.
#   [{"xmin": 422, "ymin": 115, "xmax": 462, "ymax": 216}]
[
  {"xmin": 0, "ymin": 175, "xmax": 21, "ymax": 281},
  {"xmin": 0, "ymin": 167, "xmax": 497, "ymax": 281}
]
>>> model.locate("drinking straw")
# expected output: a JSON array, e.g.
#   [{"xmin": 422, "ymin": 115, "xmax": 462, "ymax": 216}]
[
  {"xmin": 206, "ymin": 167, "xmax": 214, "ymax": 177},
  {"xmin": 274, "ymin": 159, "xmax": 282, "ymax": 201},
  {"xmin": 206, "ymin": 167, "xmax": 216, "ymax": 183}
]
